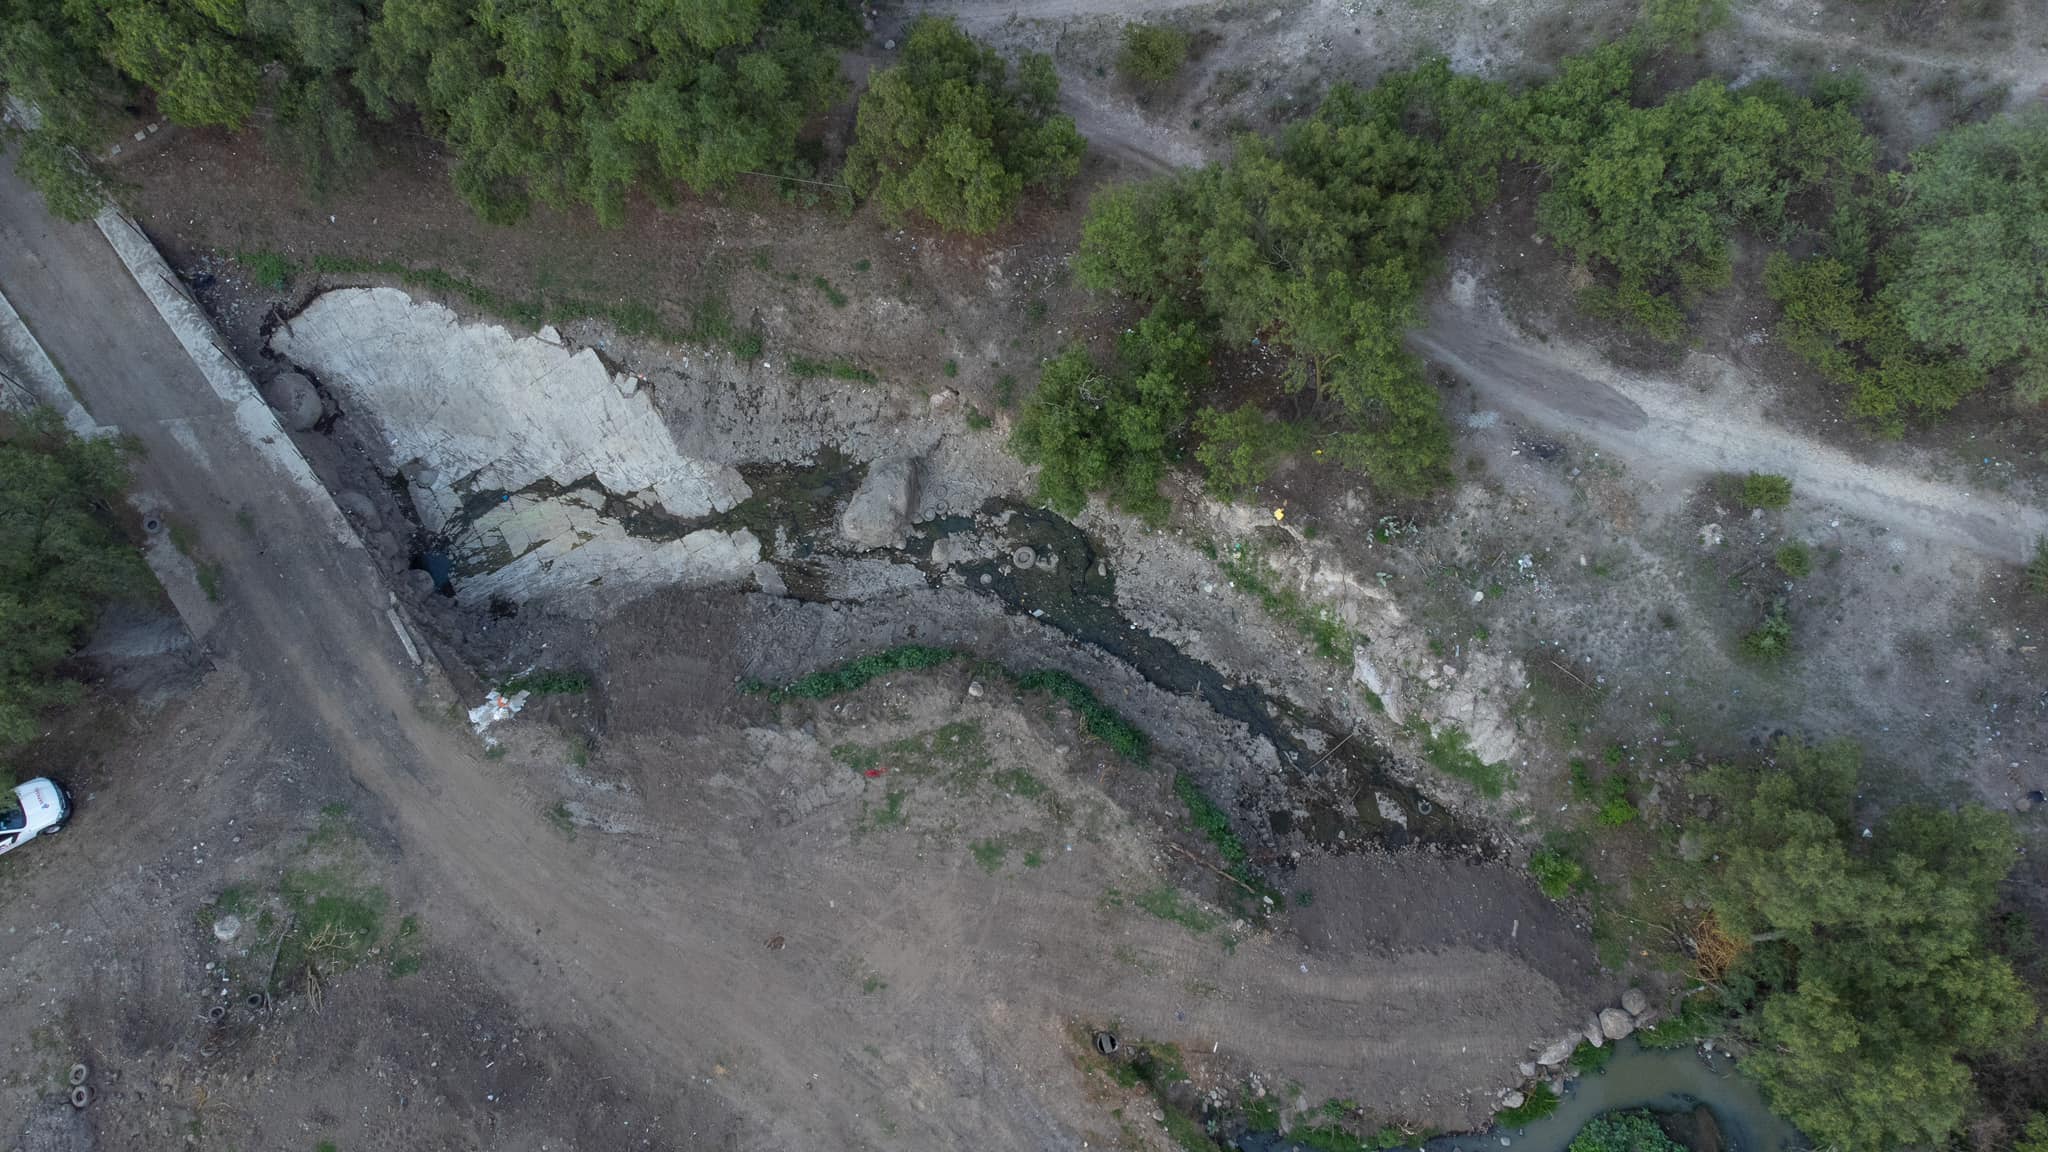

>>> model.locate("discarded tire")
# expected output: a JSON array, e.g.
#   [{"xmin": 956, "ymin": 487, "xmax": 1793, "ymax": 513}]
[
  {"xmin": 247, "ymin": 993, "xmax": 267, "ymax": 1010},
  {"xmin": 1011, "ymin": 546, "xmax": 1037, "ymax": 569},
  {"xmin": 70, "ymin": 1085, "xmax": 92, "ymax": 1109},
  {"xmin": 68, "ymin": 1063, "xmax": 89, "ymax": 1086},
  {"xmin": 1416, "ymin": 800, "xmax": 1434, "ymax": 815},
  {"xmin": 142, "ymin": 516, "xmax": 162, "ymax": 534},
  {"xmin": 208, "ymin": 1004, "xmax": 227, "ymax": 1022},
  {"xmin": 1092, "ymin": 1031, "xmax": 1119, "ymax": 1056}
]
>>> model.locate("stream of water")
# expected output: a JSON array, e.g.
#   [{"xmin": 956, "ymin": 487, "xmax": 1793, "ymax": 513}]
[{"xmin": 1434, "ymin": 1042, "xmax": 1800, "ymax": 1152}]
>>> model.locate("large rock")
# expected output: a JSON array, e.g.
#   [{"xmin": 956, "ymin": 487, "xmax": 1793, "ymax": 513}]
[
  {"xmin": 1500, "ymin": 1090, "xmax": 1525, "ymax": 1110},
  {"xmin": 264, "ymin": 369, "xmax": 323, "ymax": 431},
  {"xmin": 1582, "ymin": 1016, "xmax": 1605, "ymax": 1048},
  {"xmin": 1600, "ymin": 1008, "xmax": 1636, "ymax": 1040},
  {"xmin": 1622, "ymin": 988, "xmax": 1650, "ymax": 1017},
  {"xmin": 1535, "ymin": 1035, "xmax": 1578, "ymax": 1067},
  {"xmin": 840, "ymin": 455, "xmax": 921, "ymax": 550}
]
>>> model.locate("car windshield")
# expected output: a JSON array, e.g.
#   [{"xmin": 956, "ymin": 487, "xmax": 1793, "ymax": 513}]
[{"xmin": 0, "ymin": 796, "xmax": 22, "ymax": 833}]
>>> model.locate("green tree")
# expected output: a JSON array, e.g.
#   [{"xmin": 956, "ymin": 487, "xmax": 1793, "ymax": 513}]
[
  {"xmin": 1704, "ymin": 741, "xmax": 2036, "ymax": 1152},
  {"xmin": 1192, "ymin": 404, "xmax": 1304, "ymax": 500},
  {"xmin": 1116, "ymin": 22, "xmax": 1187, "ymax": 90},
  {"xmin": 843, "ymin": 16, "xmax": 1083, "ymax": 233},
  {"xmin": 1883, "ymin": 108, "xmax": 2048, "ymax": 404},
  {"xmin": 1010, "ymin": 310, "xmax": 1207, "ymax": 519},
  {"xmin": 0, "ymin": 411, "xmax": 152, "ymax": 750}
]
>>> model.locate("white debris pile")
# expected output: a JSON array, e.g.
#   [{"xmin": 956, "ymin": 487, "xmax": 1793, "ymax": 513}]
[{"xmin": 468, "ymin": 689, "xmax": 530, "ymax": 737}]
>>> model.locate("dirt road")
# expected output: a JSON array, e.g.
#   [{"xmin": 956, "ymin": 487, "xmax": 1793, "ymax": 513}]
[{"xmin": 1414, "ymin": 301, "xmax": 2048, "ymax": 563}]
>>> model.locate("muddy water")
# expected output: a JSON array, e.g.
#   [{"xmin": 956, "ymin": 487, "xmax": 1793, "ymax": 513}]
[
  {"xmin": 908, "ymin": 500, "xmax": 1486, "ymax": 855},
  {"xmin": 1429, "ymin": 1043, "xmax": 1801, "ymax": 1152}
]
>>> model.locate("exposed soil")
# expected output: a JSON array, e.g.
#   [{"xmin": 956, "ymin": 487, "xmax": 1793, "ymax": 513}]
[{"xmin": 9, "ymin": 0, "xmax": 2048, "ymax": 1150}]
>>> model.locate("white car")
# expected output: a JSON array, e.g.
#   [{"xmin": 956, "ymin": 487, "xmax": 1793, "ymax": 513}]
[{"xmin": 0, "ymin": 778, "xmax": 72, "ymax": 856}]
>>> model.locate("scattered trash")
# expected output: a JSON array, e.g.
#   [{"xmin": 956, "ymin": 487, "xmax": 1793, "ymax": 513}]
[
  {"xmin": 863, "ymin": 768, "xmax": 885, "ymax": 778},
  {"xmin": 212, "ymin": 914, "xmax": 241, "ymax": 943},
  {"xmin": 765, "ymin": 935, "xmax": 785, "ymax": 951},
  {"xmin": 469, "ymin": 689, "xmax": 530, "ymax": 735},
  {"xmin": 1273, "ymin": 507, "xmax": 1286, "ymax": 521}
]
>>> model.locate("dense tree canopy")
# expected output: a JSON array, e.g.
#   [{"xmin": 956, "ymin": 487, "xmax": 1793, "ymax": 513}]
[
  {"xmin": 357, "ymin": 0, "xmax": 855, "ymax": 223},
  {"xmin": 1, "ymin": 0, "xmax": 860, "ymax": 221},
  {"xmin": 843, "ymin": 16, "xmax": 1083, "ymax": 233},
  {"xmin": 0, "ymin": 411, "xmax": 150, "ymax": 750},
  {"xmin": 1520, "ymin": 45, "xmax": 1874, "ymax": 336},
  {"xmin": 1703, "ymin": 741, "xmax": 2034, "ymax": 1152},
  {"xmin": 1077, "ymin": 58, "xmax": 1512, "ymax": 495}
]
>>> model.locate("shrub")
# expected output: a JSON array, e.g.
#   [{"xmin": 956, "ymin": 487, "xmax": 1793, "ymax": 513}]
[
  {"xmin": 1529, "ymin": 848, "xmax": 1586, "ymax": 898},
  {"xmin": 2029, "ymin": 538, "xmax": 2048, "ymax": 596},
  {"xmin": 1775, "ymin": 541, "xmax": 1812, "ymax": 578},
  {"xmin": 1567, "ymin": 1111, "xmax": 1685, "ymax": 1152},
  {"xmin": 1740, "ymin": 472, "xmax": 1793, "ymax": 509},
  {"xmin": 1594, "ymin": 774, "xmax": 1638, "ymax": 826},
  {"xmin": 1117, "ymin": 22, "xmax": 1188, "ymax": 89},
  {"xmin": 844, "ymin": 16, "xmax": 1085, "ymax": 233},
  {"xmin": 1642, "ymin": 0, "xmax": 1728, "ymax": 48},
  {"xmin": 1741, "ymin": 602, "xmax": 1793, "ymax": 662}
]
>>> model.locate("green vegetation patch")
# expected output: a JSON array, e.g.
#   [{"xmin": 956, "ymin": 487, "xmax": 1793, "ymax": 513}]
[
  {"xmin": 1419, "ymin": 723, "xmax": 1508, "ymax": 798},
  {"xmin": 752, "ymin": 645, "xmax": 959, "ymax": 699},
  {"xmin": 1699, "ymin": 740, "xmax": 2033, "ymax": 1151},
  {"xmin": 1738, "ymin": 472, "xmax": 1794, "ymax": 510},
  {"xmin": 1530, "ymin": 846, "xmax": 1587, "ymax": 899},
  {"xmin": 1010, "ymin": 668, "xmax": 1149, "ymax": 764},
  {"xmin": 1122, "ymin": 884, "xmax": 1222, "ymax": 934},
  {"xmin": 1565, "ymin": 1110, "xmax": 1685, "ymax": 1152},
  {"xmin": 787, "ymin": 356, "xmax": 878, "ymax": 383},
  {"xmin": 1218, "ymin": 545, "xmax": 1358, "ymax": 663},
  {"xmin": 1495, "ymin": 1083, "xmax": 1559, "ymax": 1127}
]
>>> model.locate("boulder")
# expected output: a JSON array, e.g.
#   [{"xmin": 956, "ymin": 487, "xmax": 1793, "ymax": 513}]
[
  {"xmin": 1517, "ymin": 1061, "xmax": 1538, "ymax": 1079},
  {"xmin": 1622, "ymin": 988, "xmax": 1650, "ymax": 1017},
  {"xmin": 1582, "ymin": 1016, "xmax": 1605, "ymax": 1048},
  {"xmin": 1500, "ymin": 1090, "xmax": 1525, "ymax": 1110},
  {"xmin": 1600, "ymin": 1008, "xmax": 1635, "ymax": 1041},
  {"xmin": 264, "ymin": 370, "xmax": 323, "ymax": 431},
  {"xmin": 335, "ymin": 488, "xmax": 381, "ymax": 529},
  {"xmin": 839, "ymin": 455, "xmax": 921, "ymax": 550},
  {"xmin": 1535, "ymin": 1035, "xmax": 1577, "ymax": 1067}
]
